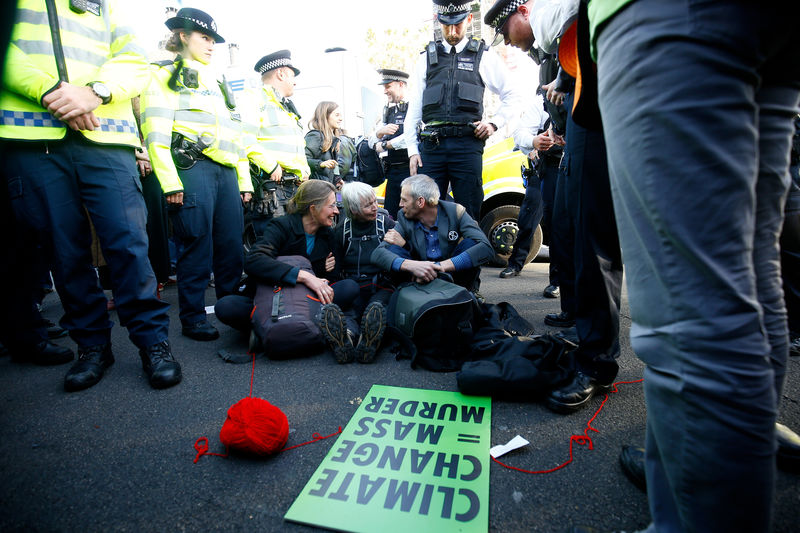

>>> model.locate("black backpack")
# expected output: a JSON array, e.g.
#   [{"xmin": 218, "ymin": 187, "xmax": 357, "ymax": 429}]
[
  {"xmin": 355, "ymin": 137, "xmax": 385, "ymax": 187},
  {"xmin": 250, "ymin": 256, "xmax": 325, "ymax": 359},
  {"xmin": 387, "ymin": 277, "xmax": 480, "ymax": 372}
]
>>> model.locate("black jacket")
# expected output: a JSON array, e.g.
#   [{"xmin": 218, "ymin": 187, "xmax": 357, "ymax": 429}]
[{"xmin": 245, "ymin": 212, "xmax": 335, "ymax": 286}]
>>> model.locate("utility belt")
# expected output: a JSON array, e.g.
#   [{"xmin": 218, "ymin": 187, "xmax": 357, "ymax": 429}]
[
  {"xmin": 386, "ymin": 148, "xmax": 409, "ymax": 166},
  {"xmin": 247, "ymin": 164, "xmax": 300, "ymax": 218},
  {"xmin": 171, "ymin": 132, "xmax": 214, "ymax": 170},
  {"xmin": 421, "ymin": 124, "xmax": 475, "ymax": 143}
]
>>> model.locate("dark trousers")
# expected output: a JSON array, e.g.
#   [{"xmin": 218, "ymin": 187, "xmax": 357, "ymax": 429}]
[
  {"xmin": 783, "ymin": 164, "xmax": 800, "ymax": 335},
  {"xmin": 507, "ymin": 170, "xmax": 543, "ymax": 270},
  {"xmin": 169, "ymin": 159, "xmax": 243, "ymax": 325},
  {"xmin": 539, "ymin": 155, "xmax": 560, "ymax": 286},
  {"xmin": 383, "ymin": 163, "xmax": 409, "ymax": 220},
  {"xmin": 0, "ymin": 144, "xmax": 47, "ymax": 350},
  {"xmin": 2, "ymin": 133, "xmax": 169, "ymax": 349},
  {"xmin": 549, "ymin": 142, "xmax": 577, "ymax": 315},
  {"xmin": 142, "ymin": 172, "xmax": 171, "ymax": 283},
  {"xmin": 419, "ymin": 135, "xmax": 484, "ymax": 220},
  {"xmin": 569, "ymin": 110, "xmax": 623, "ymax": 383},
  {"xmin": 597, "ymin": 1, "xmax": 800, "ymax": 530}
]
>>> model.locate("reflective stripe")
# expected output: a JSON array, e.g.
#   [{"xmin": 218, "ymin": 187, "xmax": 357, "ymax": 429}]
[
  {"xmin": 142, "ymin": 106, "xmax": 173, "ymax": 120},
  {"xmin": 14, "ymin": 39, "xmax": 107, "ymax": 67},
  {"xmin": 111, "ymin": 26, "xmax": 136, "ymax": 42},
  {"xmin": 257, "ymin": 140, "xmax": 306, "ymax": 154},
  {"xmin": 218, "ymin": 140, "xmax": 240, "ymax": 153},
  {"xmin": 174, "ymin": 110, "xmax": 216, "ymax": 125},
  {"xmin": 0, "ymin": 110, "xmax": 137, "ymax": 134},
  {"xmin": 15, "ymin": 9, "xmax": 110, "ymax": 44},
  {"xmin": 116, "ymin": 41, "xmax": 147, "ymax": 57},
  {"xmin": 259, "ymin": 124, "xmax": 302, "ymax": 137},
  {"xmin": 145, "ymin": 131, "xmax": 173, "ymax": 147}
]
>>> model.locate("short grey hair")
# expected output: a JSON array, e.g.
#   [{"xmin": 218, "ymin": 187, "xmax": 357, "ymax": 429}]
[
  {"xmin": 401, "ymin": 174, "xmax": 439, "ymax": 206},
  {"xmin": 341, "ymin": 181, "xmax": 377, "ymax": 218}
]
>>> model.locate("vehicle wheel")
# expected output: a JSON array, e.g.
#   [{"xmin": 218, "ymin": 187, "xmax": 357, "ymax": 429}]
[
  {"xmin": 479, "ymin": 205, "xmax": 543, "ymax": 267},
  {"xmin": 243, "ymin": 220, "xmax": 257, "ymax": 255}
]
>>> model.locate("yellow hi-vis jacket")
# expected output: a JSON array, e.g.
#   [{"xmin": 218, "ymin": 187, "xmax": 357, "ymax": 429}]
[
  {"xmin": 242, "ymin": 85, "xmax": 310, "ymax": 179},
  {"xmin": 140, "ymin": 57, "xmax": 253, "ymax": 195},
  {"xmin": 0, "ymin": 0, "xmax": 147, "ymax": 147}
]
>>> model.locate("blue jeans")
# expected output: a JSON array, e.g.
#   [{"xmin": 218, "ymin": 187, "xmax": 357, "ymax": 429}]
[
  {"xmin": 3, "ymin": 132, "xmax": 169, "ymax": 349},
  {"xmin": 597, "ymin": 0, "xmax": 800, "ymax": 530}
]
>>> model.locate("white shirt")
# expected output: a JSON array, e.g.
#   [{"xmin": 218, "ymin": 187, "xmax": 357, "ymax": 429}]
[
  {"xmin": 403, "ymin": 37, "xmax": 523, "ymax": 157},
  {"xmin": 513, "ymin": 92, "xmax": 548, "ymax": 157},
  {"xmin": 368, "ymin": 101, "xmax": 409, "ymax": 151}
]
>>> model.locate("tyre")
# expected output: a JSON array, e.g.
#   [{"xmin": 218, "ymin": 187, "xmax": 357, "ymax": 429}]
[{"xmin": 479, "ymin": 205, "xmax": 543, "ymax": 267}]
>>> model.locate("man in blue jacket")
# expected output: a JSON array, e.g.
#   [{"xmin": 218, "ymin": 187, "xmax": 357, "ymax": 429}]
[{"xmin": 372, "ymin": 174, "xmax": 493, "ymax": 292}]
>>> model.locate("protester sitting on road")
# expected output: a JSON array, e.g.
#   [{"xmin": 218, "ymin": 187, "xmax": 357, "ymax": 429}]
[
  {"xmin": 331, "ymin": 182, "xmax": 395, "ymax": 363},
  {"xmin": 214, "ymin": 180, "xmax": 361, "ymax": 362},
  {"xmin": 371, "ymin": 174, "xmax": 494, "ymax": 294}
]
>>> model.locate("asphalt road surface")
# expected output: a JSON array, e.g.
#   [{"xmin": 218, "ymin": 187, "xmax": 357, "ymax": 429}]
[{"xmin": 1, "ymin": 263, "xmax": 798, "ymax": 532}]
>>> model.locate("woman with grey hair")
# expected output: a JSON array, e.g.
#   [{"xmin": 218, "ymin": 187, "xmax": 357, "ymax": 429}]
[{"xmin": 330, "ymin": 182, "xmax": 397, "ymax": 363}]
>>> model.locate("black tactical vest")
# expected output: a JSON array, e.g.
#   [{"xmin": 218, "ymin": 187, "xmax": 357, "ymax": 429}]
[
  {"xmin": 421, "ymin": 38, "xmax": 486, "ymax": 124},
  {"xmin": 383, "ymin": 102, "xmax": 409, "ymax": 164}
]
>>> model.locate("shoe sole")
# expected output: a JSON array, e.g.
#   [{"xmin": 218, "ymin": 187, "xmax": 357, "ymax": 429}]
[
  {"xmin": 356, "ymin": 303, "xmax": 386, "ymax": 364},
  {"xmin": 545, "ymin": 384, "xmax": 611, "ymax": 414},
  {"xmin": 319, "ymin": 304, "xmax": 353, "ymax": 364},
  {"xmin": 499, "ymin": 271, "xmax": 520, "ymax": 279},
  {"xmin": 543, "ymin": 291, "xmax": 559, "ymax": 298}
]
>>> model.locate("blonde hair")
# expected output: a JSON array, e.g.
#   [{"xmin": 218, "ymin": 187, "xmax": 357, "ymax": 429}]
[
  {"xmin": 287, "ymin": 180, "xmax": 337, "ymax": 215},
  {"xmin": 308, "ymin": 101, "xmax": 342, "ymax": 153}
]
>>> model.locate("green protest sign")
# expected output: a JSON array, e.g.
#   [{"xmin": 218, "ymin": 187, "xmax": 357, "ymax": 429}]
[{"xmin": 284, "ymin": 385, "xmax": 491, "ymax": 532}]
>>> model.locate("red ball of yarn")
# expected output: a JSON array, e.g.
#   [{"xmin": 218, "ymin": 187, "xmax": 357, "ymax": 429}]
[{"xmin": 219, "ymin": 397, "xmax": 289, "ymax": 456}]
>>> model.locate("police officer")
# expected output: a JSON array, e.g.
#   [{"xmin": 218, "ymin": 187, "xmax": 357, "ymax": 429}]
[
  {"xmin": 0, "ymin": 0, "xmax": 181, "ymax": 391},
  {"xmin": 368, "ymin": 69, "xmax": 410, "ymax": 219},
  {"xmin": 404, "ymin": 0, "xmax": 522, "ymax": 220},
  {"xmin": 243, "ymin": 50, "xmax": 309, "ymax": 236},
  {"xmin": 486, "ymin": 0, "xmax": 623, "ymax": 414},
  {"xmin": 141, "ymin": 8, "xmax": 253, "ymax": 342}
]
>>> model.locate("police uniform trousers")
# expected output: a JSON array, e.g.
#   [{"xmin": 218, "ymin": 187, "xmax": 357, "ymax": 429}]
[
  {"xmin": 538, "ymin": 154, "xmax": 561, "ymax": 287},
  {"xmin": 567, "ymin": 102, "xmax": 623, "ymax": 385},
  {"xmin": 169, "ymin": 158, "xmax": 243, "ymax": 326},
  {"xmin": 2, "ymin": 132, "xmax": 169, "ymax": 349},
  {"xmin": 597, "ymin": 1, "xmax": 800, "ymax": 530},
  {"xmin": 383, "ymin": 162, "xmax": 409, "ymax": 220},
  {"xmin": 419, "ymin": 135, "xmax": 484, "ymax": 220},
  {"xmin": 782, "ymin": 161, "xmax": 800, "ymax": 336},
  {"xmin": 142, "ymin": 171, "xmax": 171, "ymax": 283},
  {"xmin": 549, "ymin": 140, "xmax": 578, "ymax": 317},
  {"xmin": 506, "ymin": 170, "xmax": 543, "ymax": 271}
]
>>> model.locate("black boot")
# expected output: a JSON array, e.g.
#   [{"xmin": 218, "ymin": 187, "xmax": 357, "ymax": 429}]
[
  {"xmin": 139, "ymin": 340, "xmax": 182, "ymax": 389},
  {"xmin": 181, "ymin": 320, "xmax": 219, "ymax": 341},
  {"xmin": 546, "ymin": 371, "xmax": 612, "ymax": 413},
  {"xmin": 11, "ymin": 340, "xmax": 74, "ymax": 366},
  {"xmin": 544, "ymin": 310, "xmax": 575, "ymax": 327},
  {"xmin": 64, "ymin": 343, "xmax": 114, "ymax": 392}
]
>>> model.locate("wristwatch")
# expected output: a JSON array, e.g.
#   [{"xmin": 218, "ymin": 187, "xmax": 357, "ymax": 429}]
[
  {"xmin": 87, "ymin": 81, "xmax": 112, "ymax": 105},
  {"xmin": 381, "ymin": 141, "xmax": 389, "ymax": 151}
]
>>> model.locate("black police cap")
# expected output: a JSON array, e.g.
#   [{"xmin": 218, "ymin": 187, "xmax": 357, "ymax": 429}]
[
  {"xmin": 165, "ymin": 7, "xmax": 225, "ymax": 43},
  {"xmin": 433, "ymin": 0, "xmax": 472, "ymax": 25},
  {"xmin": 254, "ymin": 50, "xmax": 301, "ymax": 76},
  {"xmin": 377, "ymin": 69, "xmax": 409, "ymax": 85},
  {"xmin": 484, "ymin": 0, "xmax": 527, "ymax": 31}
]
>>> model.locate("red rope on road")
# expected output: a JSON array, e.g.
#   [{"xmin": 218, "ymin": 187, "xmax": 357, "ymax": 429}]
[{"xmin": 491, "ymin": 378, "xmax": 643, "ymax": 475}]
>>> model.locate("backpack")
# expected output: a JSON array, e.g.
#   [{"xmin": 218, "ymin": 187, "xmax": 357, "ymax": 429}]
[
  {"xmin": 388, "ymin": 277, "xmax": 479, "ymax": 372},
  {"xmin": 355, "ymin": 137, "xmax": 385, "ymax": 187},
  {"xmin": 342, "ymin": 211, "xmax": 387, "ymax": 256},
  {"xmin": 250, "ymin": 256, "xmax": 325, "ymax": 359}
]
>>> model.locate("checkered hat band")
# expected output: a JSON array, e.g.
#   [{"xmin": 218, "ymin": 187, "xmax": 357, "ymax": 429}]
[
  {"xmin": 259, "ymin": 58, "xmax": 291, "ymax": 74},
  {"xmin": 0, "ymin": 110, "xmax": 138, "ymax": 134},
  {"xmin": 181, "ymin": 16, "xmax": 217, "ymax": 33},
  {"xmin": 383, "ymin": 75, "xmax": 407, "ymax": 82},
  {"xmin": 435, "ymin": 1, "xmax": 471, "ymax": 15},
  {"xmin": 490, "ymin": 0, "xmax": 525, "ymax": 28}
]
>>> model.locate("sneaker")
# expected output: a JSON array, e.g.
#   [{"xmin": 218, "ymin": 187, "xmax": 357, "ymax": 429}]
[
  {"xmin": 318, "ymin": 303, "xmax": 354, "ymax": 363},
  {"xmin": 356, "ymin": 302, "xmax": 387, "ymax": 363},
  {"xmin": 543, "ymin": 284, "xmax": 560, "ymax": 298},
  {"xmin": 499, "ymin": 266, "xmax": 520, "ymax": 279}
]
